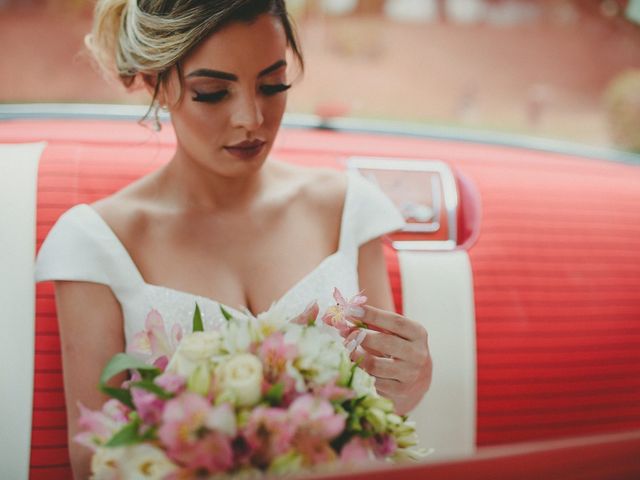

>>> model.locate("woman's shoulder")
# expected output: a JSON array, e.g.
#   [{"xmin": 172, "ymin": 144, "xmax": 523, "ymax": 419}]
[
  {"xmin": 90, "ymin": 172, "xmax": 161, "ymax": 240},
  {"xmin": 276, "ymin": 163, "xmax": 348, "ymax": 217}
]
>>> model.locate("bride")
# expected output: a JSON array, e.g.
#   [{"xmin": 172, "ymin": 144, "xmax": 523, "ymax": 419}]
[{"xmin": 35, "ymin": 0, "xmax": 432, "ymax": 477}]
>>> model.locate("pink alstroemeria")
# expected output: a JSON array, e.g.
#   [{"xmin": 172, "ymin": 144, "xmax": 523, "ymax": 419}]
[
  {"xmin": 74, "ymin": 399, "xmax": 129, "ymax": 451},
  {"xmin": 371, "ymin": 434, "xmax": 397, "ymax": 458},
  {"xmin": 243, "ymin": 406, "xmax": 296, "ymax": 466},
  {"xmin": 291, "ymin": 301, "xmax": 320, "ymax": 326},
  {"xmin": 322, "ymin": 288, "xmax": 367, "ymax": 336},
  {"xmin": 158, "ymin": 393, "xmax": 234, "ymax": 473},
  {"xmin": 339, "ymin": 437, "xmax": 372, "ymax": 464},
  {"xmin": 313, "ymin": 379, "xmax": 355, "ymax": 402},
  {"xmin": 258, "ymin": 332, "xmax": 298, "ymax": 382},
  {"xmin": 127, "ymin": 309, "xmax": 183, "ymax": 366},
  {"xmin": 155, "ymin": 371, "xmax": 186, "ymax": 395},
  {"xmin": 289, "ymin": 394, "xmax": 345, "ymax": 464},
  {"xmin": 131, "ymin": 385, "xmax": 170, "ymax": 426}
]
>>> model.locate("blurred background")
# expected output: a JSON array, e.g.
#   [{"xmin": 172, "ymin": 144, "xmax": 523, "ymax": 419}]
[{"xmin": 1, "ymin": 0, "xmax": 640, "ymax": 150}]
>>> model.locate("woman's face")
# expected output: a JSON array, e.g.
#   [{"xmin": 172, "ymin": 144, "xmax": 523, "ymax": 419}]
[{"xmin": 165, "ymin": 14, "xmax": 290, "ymax": 177}]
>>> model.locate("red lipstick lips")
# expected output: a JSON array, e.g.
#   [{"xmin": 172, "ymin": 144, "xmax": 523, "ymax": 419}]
[{"xmin": 224, "ymin": 139, "xmax": 266, "ymax": 160}]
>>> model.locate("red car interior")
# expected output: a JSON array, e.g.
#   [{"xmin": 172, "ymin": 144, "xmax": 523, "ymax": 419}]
[{"xmin": 2, "ymin": 119, "xmax": 639, "ymax": 479}]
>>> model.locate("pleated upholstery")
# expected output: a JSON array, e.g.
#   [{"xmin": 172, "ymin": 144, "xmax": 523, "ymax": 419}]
[{"xmin": 1, "ymin": 119, "xmax": 639, "ymax": 477}]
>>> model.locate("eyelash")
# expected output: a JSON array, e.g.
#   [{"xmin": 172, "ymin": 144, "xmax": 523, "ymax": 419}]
[{"xmin": 192, "ymin": 83, "xmax": 292, "ymax": 103}]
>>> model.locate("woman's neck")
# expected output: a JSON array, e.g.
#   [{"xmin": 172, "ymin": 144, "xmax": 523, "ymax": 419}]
[{"xmin": 157, "ymin": 150, "xmax": 273, "ymax": 213}]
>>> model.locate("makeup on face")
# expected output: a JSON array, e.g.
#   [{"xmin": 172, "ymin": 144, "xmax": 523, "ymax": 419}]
[{"xmin": 186, "ymin": 60, "xmax": 290, "ymax": 104}]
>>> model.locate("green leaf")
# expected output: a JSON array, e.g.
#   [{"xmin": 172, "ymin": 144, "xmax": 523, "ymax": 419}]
[
  {"xmin": 265, "ymin": 382, "xmax": 285, "ymax": 406},
  {"xmin": 100, "ymin": 386, "xmax": 134, "ymax": 409},
  {"xmin": 346, "ymin": 360, "xmax": 361, "ymax": 388},
  {"xmin": 99, "ymin": 353, "xmax": 160, "ymax": 385},
  {"xmin": 193, "ymin": 303, "xmax": 204, "ymax": 332},
  {"xmin": 105, "ymin": 419, "xmax": 142, "ymax": 447},
  {"xmin": 219, "ymin": 305, "xmax": 233, "ymax": 322},
  {"xmin": 129, "ymin": 379, "xmax": 173, "ymax": 400}
]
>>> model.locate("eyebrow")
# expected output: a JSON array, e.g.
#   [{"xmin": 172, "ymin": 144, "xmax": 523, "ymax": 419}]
[{"xmin": 186, "ymin": 59, "xmax": 287, "ymax": 81}]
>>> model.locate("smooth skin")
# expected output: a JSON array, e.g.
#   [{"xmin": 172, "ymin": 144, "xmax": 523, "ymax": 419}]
[{"xmin": 55, "ymin": 14, "xmax": 431, "ymax": 479}]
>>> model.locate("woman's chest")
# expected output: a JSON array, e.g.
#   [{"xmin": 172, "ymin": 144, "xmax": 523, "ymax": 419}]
[{"xmin": 127, "ymin": 207, "xmax": 341, "ymax": 314}]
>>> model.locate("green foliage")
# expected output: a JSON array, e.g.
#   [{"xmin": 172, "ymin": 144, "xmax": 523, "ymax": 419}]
[
  {"xmin": 193, "ymin": 303, "xmax": 204, "ymax": 332},
  {"xmin": 220, "ymin": 305, "xmax": 233, "ymax": 322},
  {"xmin": 265, "ymin": 383, "xmax": 285, "ymax": 406},
  {"xmin": 100, "ymin": 353, "xmax": 160, "ymax": 385}
]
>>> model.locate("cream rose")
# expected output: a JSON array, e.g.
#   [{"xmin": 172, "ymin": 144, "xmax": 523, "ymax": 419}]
[
  {"xmin": 166, "ymin": 331, "xmax": 222, "ymax": 378},
  {"xmin": 217, "ymin": 353, "xmax": 263, "ymax": 407}
]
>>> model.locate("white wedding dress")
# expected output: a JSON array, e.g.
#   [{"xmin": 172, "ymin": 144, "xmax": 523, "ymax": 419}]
[{"xmin": 35, "ymin": 170, "xmax": 404, "ymax": 346}]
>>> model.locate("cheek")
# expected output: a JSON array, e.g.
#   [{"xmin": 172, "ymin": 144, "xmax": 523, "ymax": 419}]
[
  {"xmin": 173, "ymin": 106, "xmax": 227, "ymax": 145},
  {"xmin": 264, "ymin": 96, "xmax": 287, "ymax": 127}
]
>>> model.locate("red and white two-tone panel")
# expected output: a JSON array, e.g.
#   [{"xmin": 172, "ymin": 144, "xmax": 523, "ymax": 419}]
[{"xmin": 1, "ymin": 118, "xmax": 640, "ymax": 479}]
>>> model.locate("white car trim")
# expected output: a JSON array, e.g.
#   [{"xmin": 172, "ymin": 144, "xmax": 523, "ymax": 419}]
[
  {"xmin": 400, "ymin": 250, "xmax": 477, "ymax": 459},
  {"xmin": 0, "ymin": 142, "xmax": 45, "ymax": 478}
]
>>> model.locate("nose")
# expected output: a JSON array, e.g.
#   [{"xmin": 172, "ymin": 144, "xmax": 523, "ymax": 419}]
[{"xmin": 230, "ymin": 91, "xmax": 264, "ymax": 132}]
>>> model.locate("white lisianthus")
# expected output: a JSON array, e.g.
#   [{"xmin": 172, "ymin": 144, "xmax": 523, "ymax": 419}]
[
  {"xmin": 166, "ymin": 331, "xmax": 222, "ymax": 378},
  {"xmin": 293, "ymin": 327, "xmax": 346, "ymax": 384},
  {"xmin": 217, "ymin": 353, "xmax": 263, "ymax": 407},
  {"xmin": 220, "ymin": 318, "xmax": 253, "ymax": 355},
  {"xmin": 350, "ymin": 366, "xmax": 378, "ymax": 397}
]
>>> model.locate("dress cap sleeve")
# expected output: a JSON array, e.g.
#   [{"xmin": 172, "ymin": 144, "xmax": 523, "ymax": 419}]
[
  {"xmin": 35, "ymin": 205, "xmax": 138, "ymax": 293},
  {"xmin": 342, "ymin": 170, "xmax": 406, "ymax": 249}
]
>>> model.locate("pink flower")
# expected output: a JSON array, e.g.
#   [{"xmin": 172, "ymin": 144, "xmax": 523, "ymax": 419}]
[
  {"xmin": 243, "ymin": 407, "xmax": 296, "ymax": 466},
  {"xmin": 291, "ymin": 301, "xmax": 320, "ymax": 326},
  {"xmin": 132, "ymin": 387, "xmax": 164, "ymax": 425},
  {"xmin": 127, "ymin": 309, "xmax": 183, "ymax": 366},
  {"xmin": 258, "ymin": 332, "xmax": 297, "ymax": 383},
  {"xmin": 313, "ymin": 380, "xmax": 355, "ymax": 402},
  {"xmin": 288, "ymin": 395, "xmax": 345, "ymax": 464},
  {"xmin": 340, "ymin": 437, "xmax": 372, "ymax": 464},
  {"xmin": 158, "ymin": 393, "xmax": 234, "ymax": 473},
  {"xmin": 289, "ymin": 395, "xmax": 345, "ymax": 441},
  {"xmin": 322, "ymin": 288, "xmax": 367, "ymax": 336},
  {"xmin": 372, "ymin": 434, "xmax": 397, "ymax": 458},
  {"xmin": 155, "ymin": 372, "xmax": 186, "ymax": 394},
  {"xmin": 74, "ymin": 399, "xmax": 129, "ymax": 451}
]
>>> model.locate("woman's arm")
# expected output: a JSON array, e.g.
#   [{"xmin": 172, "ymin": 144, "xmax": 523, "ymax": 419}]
[
  {"xmin": 54, "ymin": 281, "xmax": 125, "ymax": 480},
  {"xmin": 356, "ymin": 237, "xmax": 432, "ymax": 414}
]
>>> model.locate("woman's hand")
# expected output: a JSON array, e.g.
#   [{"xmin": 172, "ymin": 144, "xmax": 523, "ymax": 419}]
[{"xmin": 347, "ymin": 305, "xmax": 432, "ymax": 415}]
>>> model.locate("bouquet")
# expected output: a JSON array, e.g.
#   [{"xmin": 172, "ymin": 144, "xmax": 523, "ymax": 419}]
[{"xmin": 76, "ymin": 289, "xmax": 422, "ymax": 479}]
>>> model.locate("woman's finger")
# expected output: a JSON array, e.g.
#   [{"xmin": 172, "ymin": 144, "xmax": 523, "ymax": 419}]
[
  {"xmin": 374, "ymin": 377, "xmax": 401, "ymax": 397},
  {"xmin": 354, "ymin": 350, "xmax": 415, "ymax": 382},
  {"xmin": 359, "ymin": 330, "xmax": 409, "ymax": 360},
  {"xmin": 361, "ymin": 305, "xmax": 426, "ymax": 343}
]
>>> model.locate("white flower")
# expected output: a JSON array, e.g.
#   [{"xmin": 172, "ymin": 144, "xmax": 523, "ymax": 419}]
[
  {"xmin": 350, "ymin": 367, "xmax": 378, "ymax": 397},
  {"xmin": 256, "ymin": 301, "xmax": 290, "ymax": 336},
  {"xmin": 91, "ymin": 446, "xmax": 124, "ymax": 480},
  {"xmin": 91, "ymin": 444, "xmax": 178, "ymax": 480},
  {"xmin": 123, "ymin": 444, "xmax": 179, "ymax": 479},
  {"xmin": 291, "ymin": 326, "xmax": 347, "ymax": 384},
  {"xmin": 217, "ymin": 353, "xmax": 263, "ymax": 407},
  {"xmin": 166, "ymin": 331, "xmax": 222, "ymax": 378},
  {"xmin": 219, "ymin": 318, "xmax": 253, "ymax": 355}
]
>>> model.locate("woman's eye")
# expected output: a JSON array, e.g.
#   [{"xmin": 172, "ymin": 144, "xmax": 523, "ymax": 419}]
[
  {"xmin": 192, "ymin": 90, "xmax": 228, "ymax": 103},
  {"xmin": 260, "ymin": 83, "xmax": 292, "ymax": 96}
]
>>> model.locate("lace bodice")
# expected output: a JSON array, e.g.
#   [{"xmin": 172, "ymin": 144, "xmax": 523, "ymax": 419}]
[{"xmin": 35, "ymin": 171, "xmax": 405, "ymax": 345}]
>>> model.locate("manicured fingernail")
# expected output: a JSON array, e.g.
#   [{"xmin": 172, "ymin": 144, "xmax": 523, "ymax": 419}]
[
  {"xmin": 345, "ymin": 339, "xmax": 357, "ymax": 354},
  {"xmin": 354, "ymin": 329, "xmax": 367, "ymax": 347}
]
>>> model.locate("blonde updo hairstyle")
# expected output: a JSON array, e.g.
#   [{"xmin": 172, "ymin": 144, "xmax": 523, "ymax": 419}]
[{"xmin": 86, "ymin": 0, "xmax": 303, "ymax": 108}]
